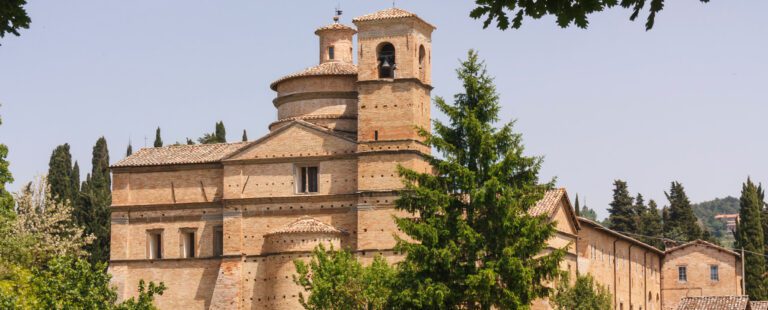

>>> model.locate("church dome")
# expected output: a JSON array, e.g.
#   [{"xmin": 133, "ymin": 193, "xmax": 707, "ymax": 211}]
[{"xmin": 269, "ymin": 62, "xmax": 357, "ymax": 91}]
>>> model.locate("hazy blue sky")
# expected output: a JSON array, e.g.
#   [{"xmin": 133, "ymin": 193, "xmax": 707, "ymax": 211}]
[{"xmin": 1, "ymin": 1, "xmax": 766, "ymax": 218}]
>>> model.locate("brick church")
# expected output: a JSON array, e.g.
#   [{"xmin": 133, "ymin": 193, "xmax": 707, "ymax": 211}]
[{"xmin": 109, "ymin": 8, "xmax": 745, "ymax": 310}]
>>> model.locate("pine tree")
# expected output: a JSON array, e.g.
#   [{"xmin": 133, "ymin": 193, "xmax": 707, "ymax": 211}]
[
  {"xmin": 126, "ymin": 142, "xmax": 133, "ymax": 157},
  {"xmin": 391, "ymin": 50, "xmax": 564, "ymax": 308},
  {"xmin": 215, "ymin": 121, "xmax": 226, "ymax": 143},
  {"xmin": 153, "ymin": 127, "xmax": 163, "ymax": 147},
  {"xmin": 607, "ymin": 180, "xmax": 635, "ymax": 233},
  {"xmin": 664, "ymin": 181, "xmax": 702, "ymax": 242},
  {"xmin": 47, "ymin": 144, "xmax": 75, "ymax": 204},
  {"xmin": 735, "ymin": 178, "xmax": 767, "ymax": 300},
  {"xmin": 242, "ymin": 129, "xmax": 248, "ymax": 142},
  {"xmin": 639, "ymin": 199, "xmax": 664, "ymax": 249},
  {"xmin": 76, "ymin": 137, "xmax": 112, "ymax": 264}
]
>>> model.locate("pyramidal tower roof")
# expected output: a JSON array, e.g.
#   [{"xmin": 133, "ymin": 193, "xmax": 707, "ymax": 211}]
[{"xmin": 352, "ymin": 7, "xmax": 435, "ymax": 29}]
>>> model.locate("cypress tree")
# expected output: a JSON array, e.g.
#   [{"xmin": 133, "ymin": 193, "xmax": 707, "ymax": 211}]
[
  {"xmin": 735, "ymin": 178, "xmax": 768, "ymax": 300},
  {"xmin": 153, "ymin": 127, "xmax": 163, "ymax": 147},
  {"xmin": 71, "ymin": 161, "xmax": 80, "ymax": 198},
  {"xmin": 607, "ymin": 180, "xmax": 635, "ymax": 233},
  {"xmin": 664, "ymin": 181, "xmax": 702, "ymax": 242},
  {"xmin": 126, "ymin": 142, "xmax": 133, "ymax": 156},
  {"xmin": 47, "ymin": 144, "xmax": 74, "ymax": 204},
  {"xmin": 77, "ymin": 137, "xmax": 112, "ymax": 264},
  {"xmin": 242, "ymin": 129, "xmax": 248, "ymax": 142},
  {"xmin": 186, "ymin": 138, "xmax": 195, "ymax": 145},
  {"xmin": 215, "ymin": 121, "xmax": 226, "ymax": 143},
  {"xmin": 391, "ymin": 50, "xmax": 564, "ymax": 308},
  {"xmin": 574, "ymin": 194, "xmax": 580, "ymax": 217}
]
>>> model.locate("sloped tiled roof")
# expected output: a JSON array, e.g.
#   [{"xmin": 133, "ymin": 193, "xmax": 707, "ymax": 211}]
[
  {"xmin": 112, "ymin": 142, "xmax": 249, "ymax": 168},
  {"xmin": 665, "ymin": 239, "xmax": 741, "ymax": 257},
  {"xmin": 353, "ymin": 8, "xmax": 436, "ymax": 29},
  {"xmin": 266, "ymin": 217, "xmax": 345, "ymax": 236},
  {"xmin": 315, "ymin": 22, "xmax": 356, "ymax": 34},
  {"xmin": 530, "ymin": 188, "xmax": 566, "ymax": 217},
  {"xmin": 751, "ymin": 301, "xmax": 768, "ymax": 310},
  {"xmin": 270, "ymin": 62, "xmax": 357, "ymax": 90},
  {"xmin": 676, "ymin": 296, "xmax": 750, "ymax": 310},
  {"xmin": 578, "ymin": 217, "xmax": 665, "ymax": 254}
]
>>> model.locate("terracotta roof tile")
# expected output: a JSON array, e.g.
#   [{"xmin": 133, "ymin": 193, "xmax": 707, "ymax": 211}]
[
  {"xmin": 529, "ymin": 188, "xmax": 565, "ymax": 217},
  {"xmin": 676, "ymin": 296, "xmax": 750, "ymax": 310},
  {"xmin": 353, "ymin": 8, "xmax": 435, "ymax": 29},
  {"xmin": 270, "ymin": 62, "xmax": 357, "ymax": 90},
  {"xmin": 315, "ymin": 22, "xmax": 356, "ymax": 34},
  {"xmin": 665, "ymin": 239, "xmax": 741, "ymax": 257},
  {"xmin": 578, "ymin": 217, "xmax": 665, "ymax": 254},
  {"xmin": 752, "ymin": 301, "xmax": 768, "ymax": 310},
  {"xmin": 112, "ymin": 142, "xmax": 249, "ymax": 168},
  {"xmin": 266, "ymin": 217, "xmax": 345, "ymax": 236}
]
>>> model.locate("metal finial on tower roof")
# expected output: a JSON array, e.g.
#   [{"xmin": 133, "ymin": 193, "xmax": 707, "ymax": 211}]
[{"xmin": 333, "ymin": 6, "xmax": 342, "ymax": 23}]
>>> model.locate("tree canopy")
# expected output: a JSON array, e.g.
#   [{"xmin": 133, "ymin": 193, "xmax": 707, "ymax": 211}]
[
  {"xmin": 471, "ymin": 0, "xmax": 710, "ymax": 31},
  {"xmin": 0, "ymin": 0, "xmax": 30, "ymax": 43},
  {"xmin": 735, "ymin": 178, "xmax": 767, "ymax": 300}
]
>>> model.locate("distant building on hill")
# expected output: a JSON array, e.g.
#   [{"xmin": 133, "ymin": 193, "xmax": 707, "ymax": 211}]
[{"xmin": 714, "ymin": 213, "xmax": 740, "ymax": 231}]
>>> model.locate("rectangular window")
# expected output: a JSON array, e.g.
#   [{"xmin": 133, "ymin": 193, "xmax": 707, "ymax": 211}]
[
  {"xmin": 182, "ymin": 230, "xmax": 195, "ymax": 258},
  {"xmin": 678, "ymin": 266, "xmax": 687, "ymax": 282},
  {"xmin": 710, "ymin": 265, "xmax": 719, "ymax": 281},
  {"xmin": 328, "ymin": 46, "xmax": 335, "ymax": 60},
  {"xmin": 374, "ymin": 130, "xmax": 379, "ymax": 141},
  {"xmin": 297, "ymin": 166, "xmax": 319, "ymax": 193},
  {"xmin": 213, "ymin": 226, "xmax": 223, "ymax": 257},
  {"xmin": 148, "ymin": 231, "xmax": 162, "ymax": 259}
]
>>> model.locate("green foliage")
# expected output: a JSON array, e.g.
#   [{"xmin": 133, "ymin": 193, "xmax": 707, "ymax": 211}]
[
  {"xmin": 198, "ymin": 121, "xmax": 227, "ymax": 144},
  {"xmin": 30, "ymin": 256, "xmax": 118, "ymax": 309},
  {"xmin": 470, "ymin": 0, "xmax": 710, "ymax": 31},
  {"xmin": 242, "ymin": 129, "xmax": 248, "ymax": 142},
  {"xmin": 692, "ymin": 196, "xmax": 739, "ymax": 246},
  {"xmin": 0, "ymin": 111, "xmax": 13, "ymax": 215},
  {"xmin": 47, "ymin": 144, "xmax": 78, "ymax": 205},
  {"xmin": 0, "ymin": 0, "xmax": 30, "ymax": 43},
  {"xmin": 392, "ymin": 50, "xmax": 564, "ymax": 309},
  {"xmin": 186, "ymin": 138, "xmax": 195, "ymax": 145},
  {"xmin": 293, "ymin": 244, "xmax": 395, "ymax": 310},
  {"xmin": 664, "ymin": 181, "xmax": 702, "ymax": 242},
  {"xmin": 580, "ymin": 206, "xmax": 598, "ymax": 221},
  {"xmin": 735, "ymin": 178, "xmax": 767, "ymax": 300},
  {"xmin": 607, "ymin": 180, "xmax": 635, "ymax": 233},
  {"xmin": 551, "ymin": 275, "xmax": 612, "ymax": 310},
  {"xmin": 114, "ymin": 280, "xmax": 167, "ymax": 310},
  {"xmin": 76, "ymin": 137, "xmax": 112, "ymax": 264},
  {"xmin": 639, "ymin": 200, "xmax": 664, "ymax": 249},
  {"xmin": 153, "ymin": 127, "xmax": 163, "ymax": 147},
  {"xmin": 126, "ymin": 143, "xmax": 133, "ymax": 157}
]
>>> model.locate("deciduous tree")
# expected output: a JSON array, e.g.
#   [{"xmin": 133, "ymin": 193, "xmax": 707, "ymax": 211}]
[{"xmin": 551, "ymin": 275, "xmax": 612, "ymax": 310}]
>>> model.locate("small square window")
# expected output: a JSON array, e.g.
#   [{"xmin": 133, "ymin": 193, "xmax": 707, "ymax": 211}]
[
  {"xmin": 710, "ymin": 265, "xmax": 719, "ymax": 281},
  {"xmin": 678, "ymin": 266, "xmax": 687, "ymax": 282},
  {"xmin": 296, "ymin": 165, "xmax": 319, "ymax": 193}
]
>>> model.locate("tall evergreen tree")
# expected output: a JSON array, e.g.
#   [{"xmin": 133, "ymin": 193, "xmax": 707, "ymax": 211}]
[
  {"xmin": 639, "ymin": 199, "xmax": 664, "ymax": 249},
  {"xmin": 71, "ymin": 161, "xmax": 80, "ymax": 198},
  {"xmin": 47, "ymin": 144, "xmax": 75, "ymax": 204},
  {"xmin": 242, "ymin": 129, "xmax": 248, "ymax": 142},
  {"xmin": 735, "ymin": 178, "xmax": 768, "ymax": 300},
  {"xmin": 153, "ymin": 127, "xmax": 163, "ymax": 147},
  {"xmin": 574, "ymin": 194, "xmax": 580, "ymax": 216},
  {"xmin": 76, "ymin": 137, "xmax": 112, "ymax": 264},
  {"xmin": 664, "ymin": 181, "xmax": 702, "ymax": 242},
  {"xmin": 186, "ymin": 138, "xmax": 195, "ymax": 145},
  {"xmin": 391, "ymin": 50, "xmax": 564, "ymax": 308},
  {"xmin": 607, "ymin": 180, "xmax": 635, "ymax": 233},
  {"xmin": 215, "ymin": 121, "xmax": 226, "ymax": 143},
  {"xmin": 126, "ymin": 142, "xmax": 133, "ymax": 157}
]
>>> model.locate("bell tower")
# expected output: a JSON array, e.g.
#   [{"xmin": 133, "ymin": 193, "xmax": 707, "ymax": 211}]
[{"xmin": 352, "ymin": 8, "xmax": 435, "ymax": 250}]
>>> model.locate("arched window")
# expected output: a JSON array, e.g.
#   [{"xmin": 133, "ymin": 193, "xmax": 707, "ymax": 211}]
[
  {"xmin": 418, "ymin": 45, "xmax": 426, "ymax": 69},
  {"xmin": 377, "ymin": 43, "xmax": 395, "ymax": 78}
]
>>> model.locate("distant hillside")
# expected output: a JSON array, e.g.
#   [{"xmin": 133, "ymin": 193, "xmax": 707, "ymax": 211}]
[{"xmin": 692, "ymin": 196, "xmax": 740, "ymax": 246}]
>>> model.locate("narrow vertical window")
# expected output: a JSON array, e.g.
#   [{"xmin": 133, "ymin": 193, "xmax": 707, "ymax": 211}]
[
  {"xmin": 297, "ymin": 165, "xmax": 319, "ymax": 193},
  {"xmin": 182, "ymin": 231, "xmax": 195, "ymax": 258},
  {"xmin": 213, "ymin": 226, "xmax": 223, "ymax": 257},
  {"xmin": 678, "ymin": 266, "xmax": 687, "ymax": 282},
  {"xmin": 374, "ymin": 130, "xmax": 379, "ymax": 141},
  {"xmin": 328, "ymin": 46, "xmax": 335, "ymax": 60},
  {"xmin": 710, "ymin": 265, "xmax": 719, "ymax": 281},
  {"xmin": 148, "ymin": 231, "xmax": 162, "ymax": 259}
]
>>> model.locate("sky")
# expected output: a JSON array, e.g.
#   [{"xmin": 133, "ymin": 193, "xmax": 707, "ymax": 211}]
[{"xmin": 1, "ymin": 1, "xmax": 766, "ymax": 219}]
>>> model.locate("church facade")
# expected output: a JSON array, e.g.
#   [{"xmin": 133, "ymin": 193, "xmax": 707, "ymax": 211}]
[{"xmin": 108, "ymin": 8, "xmax": 743, "ymax": 310}]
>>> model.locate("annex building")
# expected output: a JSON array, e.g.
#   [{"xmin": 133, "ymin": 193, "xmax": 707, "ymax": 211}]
[{"xmin": 108, "ymin": 8, "xmax": 744, "ymax": 310}]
